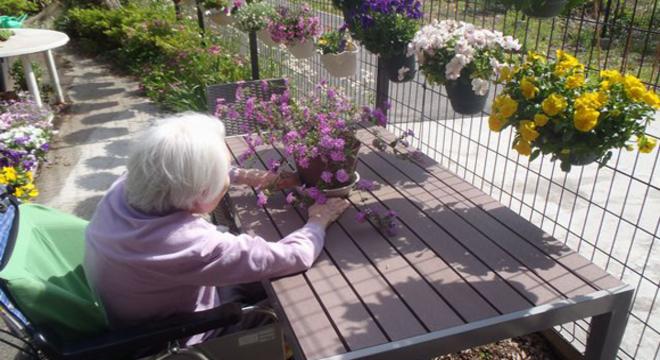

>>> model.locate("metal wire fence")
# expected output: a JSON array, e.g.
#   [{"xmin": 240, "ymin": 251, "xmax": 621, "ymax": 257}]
[{"xmin": 213, "ymin": 0, "xmax": 659, "ymax": 358}]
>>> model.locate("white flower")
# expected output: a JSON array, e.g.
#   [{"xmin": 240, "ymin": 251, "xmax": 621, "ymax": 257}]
[
  {"xmin": 398, "ymin": 66, "xmax": 410, "ymax": 81},
  {"xmin": 445, "ymin": 54, "xmax": 470, "ymax": 80},
  {"xmin": 471, "ymin": 78, "xmax": 490, "ymax": 96}
]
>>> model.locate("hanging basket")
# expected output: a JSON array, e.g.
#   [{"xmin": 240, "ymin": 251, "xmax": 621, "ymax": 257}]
[
  {"xmin": 320, "ymin": 49, "xmax": 359, "ymax": 78},
  {"xmin": 381, "ymin": 52, "xmax": 416, "ymax": 83},
  {"xmin": 257, "ymin": 28, "xmax": 279, "ymax": 47},
  {"xmin": 567, "ymin": 152, "xmax": 601, "ymax": 166},
  {"xmin": 209, "ymin": 11, "xmax": 234, "ymax": 26},
  {"xmin": 522, "ymin": 0, "xmax": 568, "ymax": 18},
  {"xmin": 287, "ymin": 40, "xmax": 316, "ymax": 59},
  {"xmin": 444, "ymin": 75, "xmax": 488, "ymax": 115}
]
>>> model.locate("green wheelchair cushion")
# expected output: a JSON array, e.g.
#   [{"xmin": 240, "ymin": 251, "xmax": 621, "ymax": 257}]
[{"xmin": 0, "ymin": 204, "xmax": 109, "ymax": 341}]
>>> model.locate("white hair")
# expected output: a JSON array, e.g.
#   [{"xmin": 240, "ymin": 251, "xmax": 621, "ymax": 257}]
[{"xmin": 125, "ymin": 112, "xmax": 229, "ymax": 214}]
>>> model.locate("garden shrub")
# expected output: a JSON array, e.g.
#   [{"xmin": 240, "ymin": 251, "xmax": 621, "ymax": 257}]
[
  {"xmin": 56, "ymin": 1, "xmax": 252, "ymax": 111},
  {"xmin": 0, "ymin": 0, "xmax": 38, "ymax": 16}
]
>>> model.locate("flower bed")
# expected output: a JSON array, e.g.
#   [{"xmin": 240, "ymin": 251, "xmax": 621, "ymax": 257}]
[
  {"xmin": 56, "ymin": 3, "xmax": 252, "ymax": 112},
  {"xmin": 0, "ymin": 95, "xmax": 54, "ymax": 201}
]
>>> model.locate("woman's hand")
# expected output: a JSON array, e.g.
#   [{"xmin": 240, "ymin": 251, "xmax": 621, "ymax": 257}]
[
  {"xmin": 255, "ymin": 170, "xmax": 300, "ymax": 190},
  {"xmin": 308, "ymin": 198, "xmax": 350, "ymax": 229}
]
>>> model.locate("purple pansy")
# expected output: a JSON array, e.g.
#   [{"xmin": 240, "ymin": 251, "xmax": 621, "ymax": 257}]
[
  {"xmin": 256, "ymin": 191, "xmax": 268, "ymax": 206},
  {"xmin": 321, "ymin": 171, "xmax": 333, "ymax": 184},
  {"xmin": 336, "ymin": 169, "xmax": 350, "ymax": 183}
]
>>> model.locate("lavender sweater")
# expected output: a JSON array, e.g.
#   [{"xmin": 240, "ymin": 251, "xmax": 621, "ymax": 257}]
[{"xmin": 84, "ymin": 176, "xmax": 325, "ymax": 343}]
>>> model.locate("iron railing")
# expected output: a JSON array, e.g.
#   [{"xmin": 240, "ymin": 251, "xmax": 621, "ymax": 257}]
[{"xmin": 211, "ymin": 0, "xmax": 659, "ymax": 358}]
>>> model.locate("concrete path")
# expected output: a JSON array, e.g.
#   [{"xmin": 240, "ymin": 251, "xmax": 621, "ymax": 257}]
[
  {"xmin": 0, "ymin": 47, "xmax": 163, "ymax": 360},
  {"xmin": 35, "ymin": 49, "xmax": 162, "ymax": 220}
]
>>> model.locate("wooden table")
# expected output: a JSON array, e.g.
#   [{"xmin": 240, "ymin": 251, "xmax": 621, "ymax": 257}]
[{"xmin": 225, "ymin": 127, "xmax": 633, "ymax": 360}]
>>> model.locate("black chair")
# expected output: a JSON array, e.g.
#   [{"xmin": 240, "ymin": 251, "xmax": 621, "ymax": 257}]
[
  {"xmin": 206, "ymin": 78, "xmax": 287, "ymax": 136},
  {"xmin": 0, "ymin": 190, "xmax": 276, "ymax": 360},
  {"xmin": 206, "ymin": 79, "xmax": 287, "ymax": 230}
]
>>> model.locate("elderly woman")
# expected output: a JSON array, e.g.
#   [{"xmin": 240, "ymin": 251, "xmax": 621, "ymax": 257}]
[{"xmin": 84, "ymin": 113, "xmax": 348, "ymax": 344}]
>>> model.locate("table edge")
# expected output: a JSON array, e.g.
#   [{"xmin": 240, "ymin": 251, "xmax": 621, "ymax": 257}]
[
  {"xmin": 317, "ymin": 284, "xmax": 634, "ymax": 360},
  {"xmin": 0, "ymin": 29, "xmax": 70, "ymax": 57}
]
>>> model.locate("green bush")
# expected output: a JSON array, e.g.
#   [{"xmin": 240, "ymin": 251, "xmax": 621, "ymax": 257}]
[
  {"xmin": 56, "ymin": 1, "xmax": 252, "ymax": 111},
  {"xmin": 0, "ymin": 0, "xmax": 38, "ymax": 16}
]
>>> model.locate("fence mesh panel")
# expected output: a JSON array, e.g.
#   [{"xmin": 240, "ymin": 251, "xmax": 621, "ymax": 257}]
[{"xmin": 212, "ymin": 0, "xmax": 659, "ymax": 357}]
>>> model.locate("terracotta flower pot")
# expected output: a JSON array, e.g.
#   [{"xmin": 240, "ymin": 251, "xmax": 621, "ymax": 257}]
[
  {"xmin": 444, "ymin": 75, "xmax": 488, "ymax": 115},
  {"xmin": 522, "ymin": 0, "xmax": 568, "ymax": 18},
  {"xmin": 320, "ymin": 49, "xmax": 359, "ymax": 78},
  {"xmin": 257, "ymin": 28, "xmax": 279, "ymax": 47},
  {"xmin": 381, "ymin": 52, "xmax": 416, "ymax": 83},
  {"xmin": 297, "ymin": 141, "xmax": 361, "ymax": 189},
  {"xmin": 209, "ymin": 11, "xmax": 234, "ymax": 26},
  {"xmin": 287, "ymin": 40, "xmax": 316, "ymax": 59}
]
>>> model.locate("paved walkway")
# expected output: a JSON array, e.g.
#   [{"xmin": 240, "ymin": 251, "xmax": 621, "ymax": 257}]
[{"xmin": 36, "ymin": 49, "xmax": 162, "ymax": 220}]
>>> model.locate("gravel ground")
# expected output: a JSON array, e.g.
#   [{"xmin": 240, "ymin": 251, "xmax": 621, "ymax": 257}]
[{"xmin": 436, "ymin": 334, "xmax": 559, "ymax": 360}]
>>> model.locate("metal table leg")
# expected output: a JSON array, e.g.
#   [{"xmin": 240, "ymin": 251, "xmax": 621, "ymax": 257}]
[
  {"xmin": 20, "ymin": 55, "xmax": 42, "ymax": 108},
  {"xmin": 45, "ymin": 50, "xmax": 65, "ymax": 104},
  {"xmin": 584, "ymin": 287, "xmax": 634, "ymax": 360},
  {"xmin": 0, "ymin": 58, "xmax": 10, "ymax": 92}
]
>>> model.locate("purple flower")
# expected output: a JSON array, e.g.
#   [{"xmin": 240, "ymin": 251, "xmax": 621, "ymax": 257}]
[
  {"xmin": 336, "ymin": 169, "xmax": 350, "ymax": 183},
  {"xmin": 286, "ymin": 192, "xmax": 297, "ymax": 204},
  {"xmin": 307, "ymin": 186, "xmax": 321, "ymax": 200},
  {"xmin": 385, "ymin": 209, "xmax": 398, "ymax": 218},
  {"xmin": 356, "ymin": 179, "xmax": 375, "ymax": 191},
  {"xmin": 256, "ymin": 191, "xmax": 268, "ymax": 206},
  {"xmin": 330, "ymin": 150, "xmax": 345, "ymax": 162},
  {"xmin": 321, "ymin": 171, "xmax": 333, "ymax": 184},
  {"xmin": 267, "ymin": 158, "xmax": 281, "ymax": 172},
  {"xmin": 334, "ymin": 138, "xmax": 345, "ymax": 150},
  {"xmin": 315, "ymin": 193, "xmax": 327, "ymax": 205},
  {"xmin": 355, "ymin": 211, "xmax": 367, "ymax": 223}
]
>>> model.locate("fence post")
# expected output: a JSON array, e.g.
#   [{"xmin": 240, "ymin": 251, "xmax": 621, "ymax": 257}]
[
  {"xmin": 375, "ymin": 57, "xmax": 389, "ymax": 116},
  {"xmin": 195, "ymin": 0, "xmax": 205, "ymax": 34},
  {"xmin": 249, "ymin": 31, "xmax": 260, "ymax": 80}
]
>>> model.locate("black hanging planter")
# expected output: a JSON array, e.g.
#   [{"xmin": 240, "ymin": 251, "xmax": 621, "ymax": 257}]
[
  {"xmin": 522, "ymin": 0, "xmax": 568, "ymax": 18},
  {"xmin": 444, "ymin": 75, "xmax": 488, "ymax": 115},
  {"xmin": 381, "ymin": 52, "xmax": 416, "ymax": 83}
]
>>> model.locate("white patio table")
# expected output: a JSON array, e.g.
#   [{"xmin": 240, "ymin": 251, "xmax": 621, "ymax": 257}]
[{"xmin": 0, "ymin": 28, "xmax": 69, "ymax": 107}]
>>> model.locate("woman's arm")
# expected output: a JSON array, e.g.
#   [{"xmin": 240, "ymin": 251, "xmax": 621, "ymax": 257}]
[
  {"xmin": 177, "ymin": 198, "xmax": 348, "ymax": 287},
  {"xmin": 229, "ymin": 166, "xmax": 299, "ymax": 189}
]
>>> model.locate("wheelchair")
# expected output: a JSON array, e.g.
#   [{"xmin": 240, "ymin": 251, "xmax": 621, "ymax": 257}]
[{"xmin": 0, "ymin": 188, "xmax": 285, "ymax": 360}]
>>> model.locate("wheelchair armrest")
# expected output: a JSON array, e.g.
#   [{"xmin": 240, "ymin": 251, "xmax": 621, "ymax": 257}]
[{"xmin": 36, "ymin": 302, "xmax": 244, "ymax": 360}]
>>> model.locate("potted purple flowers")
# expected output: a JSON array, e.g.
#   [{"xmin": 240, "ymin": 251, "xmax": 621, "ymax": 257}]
[
  {"xmin": 349, "ymin": 0, "xmax": 422, "ymax": 82},
  {"xmin": 267, "ymin": 5, "xmax": 321, "ymax": 59}
]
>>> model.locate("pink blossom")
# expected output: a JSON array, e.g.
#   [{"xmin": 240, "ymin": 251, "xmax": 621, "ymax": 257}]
[
  {"xmin": 336, "ymin": 169, "xmax": 350, "ymax": 183},
  {"xmin": 321, "ymin": 171, "xmax": 333, "ymax": 184},
  {"xmin": 286, "ymin": 192, "xmax": 297, "ymax": 204},
  {"xmin": 256, "ymin": 191, "xmax": 268, "ymax": 206}
]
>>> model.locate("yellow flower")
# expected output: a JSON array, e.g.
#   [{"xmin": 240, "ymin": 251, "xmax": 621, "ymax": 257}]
[
  {"xmin": 566, "ymin": 73, "xmax": 584, "ymax": 89},
  {"xmin": 575, "ymin": 91, "xmax": 608, "ymax": 110},
  {"xmin": 600, "ymin": 69, "xmax": 623, "ymax": 85},
  {"xmin": 488, "ymin": 113, "xmax": 507, "ymax": 132},
  {"xmin": 317, "ymin": 38, "xmax": 328, "ymax": 46},
  {"xmin": 519, "ymin": 120, "xmax": 539, "ymax": 142},
  {"xmin": 2, "ymin": 167, "xmax": 17, "ymax": 183},
  {"xmin": 514, "ymin": 139, "xmax": 532, "ymax": 156},
  {"xmin": 642, "ymin": 91, "xmax": 660, "ymax": 108},
  {"xmin": 627, "ymin": 86, "xmax": 646, "ymax": 102},
  {"xmin": 520, "ymin": 77, "xmax": 540, "ymax": 100},
  {"xmin": 623, "ymin": 74, "xmax": 644, "ymax": 90},
  {"xmin": 526, "ymin": 51, "xmax": 546, "ymax": 64},
  {"xmin": 534, "ymin": 113, "xmax": 549, "ymax": 127},
  {"xmin": 492, "ymin": 94, "xmax": 518, "ymax": 119},
  {"xmin": 542, "ymin": 93, "xmax": 568, "ymax": 116},
  {"xmin": 573, "ymin": 107, "xmax": 600, "ymax": 132},
  {"xmin": 638, "ymin": 136, "xmax": 657, "ymax": 153},
  {"xmin": 498, "ymin": 66, "xmax": 514, "ymax": 83},
  {"xmin": 554, "ymin": 50, "xmax": 581, "ymax": 76}
]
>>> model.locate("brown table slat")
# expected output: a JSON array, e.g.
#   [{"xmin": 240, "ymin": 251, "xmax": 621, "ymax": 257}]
[
  {"xmin": 358, "ymin": 127, "xmax": 622, "ymax": 292},
  {"xmin": 227, "ymin": 139, "xmax": 347, "ymax": 359},
  {"xmin": 250, "ymin": 146, "xmax": 431, "ymax": 341},
  {"xmin": 357, "ymin": 136, "xmax": 596, "ymax": 299},
  {"xmin": 344, "ymin": 186, "xmax": 501, "ymax": 322}
]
